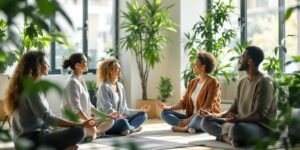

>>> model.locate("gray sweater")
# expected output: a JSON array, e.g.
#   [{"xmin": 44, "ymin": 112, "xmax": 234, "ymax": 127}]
[
  {"xmin": 228, "ymin": 73, "xmax": 277, "ymax": 126},
  {"xmin": 96, "ymin": 82, "xmax": 137, "ymax": 117},
  {"xmin": 12, "ymin": 92, "xmax": 59, "ymax": 140}
]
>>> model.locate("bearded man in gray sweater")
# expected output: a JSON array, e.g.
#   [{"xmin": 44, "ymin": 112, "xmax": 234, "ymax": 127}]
[{"xmin": 200, "ymin": 46, "xmax": 276, "ymax": 147}]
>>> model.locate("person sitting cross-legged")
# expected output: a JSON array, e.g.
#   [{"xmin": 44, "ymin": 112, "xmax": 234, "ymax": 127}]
[
  {"xmin": 200, "ymin": 46, "xmax": 277, "ymax": 147},
  {"xmin": 96, "ymin": 58, "xmax": 151, "ymax": 136},
  {"xmin": 158, "ymin": 51, "xmax": 221, "ymax": 134},
  {"xmin": 4, "ymin": 51, "xmax": 97, "ymax": 150},
  {"xmin": 61, "ymin": 53, "xmax": 115, "ymax": 141}
]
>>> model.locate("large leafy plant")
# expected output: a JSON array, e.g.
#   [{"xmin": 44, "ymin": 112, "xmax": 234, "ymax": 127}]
[
  {"xmin": 0, "ymin": 0, "xmax": 72, "ymax": 73},
  {"xmin": 183, "ymin": 0, "xmax": 237, "ymax": 87},
  {"xmin": 256, "ymin": 10, "xmax": 300, "ymax": 147},
  {"xmin": 0, "ymin": 20, "xmax": 17, "ymax": 73},
  {"xmin": 120, "ymin": 0, "xmax": 176, "ymax": 100}
]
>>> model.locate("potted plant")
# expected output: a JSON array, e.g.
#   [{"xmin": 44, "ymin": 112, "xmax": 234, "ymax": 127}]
[
  {"xmin": 86, "ymin": 80, "xmax": 98, "ymax": 108},
  {"xmin": 156, "ymin": 76, "xmax": 174, "ymax": 118},
  {"xmin": 157, "ymin": 76, "xmax": 173, "ymax": 102},
  {"xmin": 120, "ymin": 0, "xmax": 176, "ymax": 118}
]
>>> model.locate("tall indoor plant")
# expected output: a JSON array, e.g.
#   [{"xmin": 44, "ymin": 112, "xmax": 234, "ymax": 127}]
[
  {"xmin": 183, "ymin": 0, "xmax": 237, "ymax": 87},
  {"xmin": 120, "ymin": 0, "xmax": 176, "ymax": 100}
]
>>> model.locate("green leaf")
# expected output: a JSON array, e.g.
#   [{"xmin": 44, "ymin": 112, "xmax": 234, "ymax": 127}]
[
  {"xmin": 36, "ymin": 0, "xmax": 56, "ymax": 17},
  {"xmin": 285, "ymin": 7, "xmax": 295, "ymax": 21},
  {"xmin": 22, "ymin": 78, "xmax": 63, "ymax": 96},
  {"xmin": 63, "ymin": 109, "xmax": 79, "ymax": 122}
]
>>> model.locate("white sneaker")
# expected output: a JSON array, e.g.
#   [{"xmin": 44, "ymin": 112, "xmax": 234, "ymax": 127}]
[
  {"xmin": 120, "ymin": 130, "xmax": 130, "ymax": 136},
  {"xmin": 188, "ymin": 128, "xmax": 196, "ymax": 134}
]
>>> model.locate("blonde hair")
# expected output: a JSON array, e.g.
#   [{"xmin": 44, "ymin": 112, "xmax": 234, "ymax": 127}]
[{"xmin": 96, "ymin": 58, "xmax": 119, "ymax": 85}]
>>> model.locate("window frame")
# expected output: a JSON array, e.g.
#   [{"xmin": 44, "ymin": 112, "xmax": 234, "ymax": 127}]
[{"xmin": 49, "ymin": 0, "xmax": 119, "ymax": 74}]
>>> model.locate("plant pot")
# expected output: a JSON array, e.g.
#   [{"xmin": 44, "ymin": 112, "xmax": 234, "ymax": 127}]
[{"xmin": 136, "ymin": 99, "xmax": 158, "ymax": 119}]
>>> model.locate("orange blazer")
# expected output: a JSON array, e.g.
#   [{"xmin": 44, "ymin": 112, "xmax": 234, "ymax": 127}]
[{"xmin": 179, "ymin": 75, "xmax": 221, "ymax": 116}]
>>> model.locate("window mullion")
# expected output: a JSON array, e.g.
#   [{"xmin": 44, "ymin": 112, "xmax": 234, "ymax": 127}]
[
  {"xmin": 279, "ymin": 0, "xmax": 285, "ymax": 72},
  {"xmin": 83, "ymin": 0, "xmax": 88, "ymax": 57}
]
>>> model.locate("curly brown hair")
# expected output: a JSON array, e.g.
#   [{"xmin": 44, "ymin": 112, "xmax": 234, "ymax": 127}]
[
  {"xmin": 4, "ymin": 51, "xmax": 45, "ymax": 116},
  {"xmin": 196, "ymin": 51, "xmax": 217, "ymax": 73},
  {"xmin": 96, "ymin": 58, "xmax": 119, "ymax": 85}
]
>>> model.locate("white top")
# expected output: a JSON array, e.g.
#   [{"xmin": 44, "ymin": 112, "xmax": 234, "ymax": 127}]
[
  {"xmin": 191, "ymin": 81, "xmax": 205, "ymax": 114},
  {"xmin": 114, "ymin": 91, "xmax": 120, "ymax": 110},
  {"xmin": 62, "ymin": 73, "xmax": 94, "ymax": 118}
]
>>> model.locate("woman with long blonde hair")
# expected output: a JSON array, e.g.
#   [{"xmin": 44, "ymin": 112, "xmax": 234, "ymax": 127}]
[
  {"xmin": 4, "ymin": 51, "xmax": 96, "ymax": 150},
  {"xmin": 96, "ymin": 58, "xmax": 151, "ymax": 136}
]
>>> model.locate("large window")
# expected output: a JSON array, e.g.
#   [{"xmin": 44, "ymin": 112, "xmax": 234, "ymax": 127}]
[
  {"xmin": 285, "ymin": 0, "xmax": 299, "ymax": 73},
  {"xmin": 247, "ymin": 0, "xmax": 278, "ymax": 57},
  {"xmin": 54, "ymin": 0, "xmax": 83, "ymax": 71},
  {"xmin": 88, "ymin": 0, "xmax": 114, "ymax": 69},
  {"xmin": 48, "ymin": 0, "xmax": 116, "ymax": 74}
]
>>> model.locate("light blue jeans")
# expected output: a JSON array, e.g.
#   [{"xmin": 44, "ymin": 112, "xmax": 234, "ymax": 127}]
[
  {"xmin": 201, "ymin": 117, "xmax": 270, "ymax": 147},
  {"xmin": 106, "ymin": 112, "xmax": 147, "ymax": 134},
  {"xmin": 160, "ymin": 110, "xmax": 204, "ymax": 132}
]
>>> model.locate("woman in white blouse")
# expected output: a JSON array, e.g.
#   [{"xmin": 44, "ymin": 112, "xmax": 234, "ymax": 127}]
[{"xmin": 61, "ymin": 53, "xmax": 116, "ymax": 140}]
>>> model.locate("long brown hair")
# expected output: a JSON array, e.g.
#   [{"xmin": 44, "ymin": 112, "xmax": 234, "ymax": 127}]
[
  {"xmin": 4, "ymin": 51, "xmax": 45, "ymax": 116},
  {"xmin": 96, "ymin": 58, "xmax": 118, "ymax": 85}
]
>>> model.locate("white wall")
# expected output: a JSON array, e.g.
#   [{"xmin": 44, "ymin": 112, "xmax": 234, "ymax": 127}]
[
  {"xmin": 119, "ymin": 0, "xmax": 207, "ymax": 108},
  {"xmin": 180, "ymin": 0, "xmax": 206, "ymax": 97}
]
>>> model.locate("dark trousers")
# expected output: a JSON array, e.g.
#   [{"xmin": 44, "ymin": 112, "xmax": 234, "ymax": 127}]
[
  {"xmin": 201, "ymin": 117, "xmax": 270, "ymax": 147},
  {"xmin": 16, "ymin": 127, "xmax": 85, "ymax": 150}
]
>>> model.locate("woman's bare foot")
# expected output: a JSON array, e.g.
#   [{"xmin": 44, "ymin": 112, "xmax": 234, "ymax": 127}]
[
  {"xmin": 221, "ymin": 134, "xmax": 232, "ymax": 145},
  {"xmin": 171, "ymin": 126, "xmax": 188, "ymax": 132}
]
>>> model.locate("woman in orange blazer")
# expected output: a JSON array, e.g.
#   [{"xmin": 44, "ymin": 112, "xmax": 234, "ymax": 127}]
[{"xmin": 157, "ymin": 51, "xmax": 221, "ymax": 133}]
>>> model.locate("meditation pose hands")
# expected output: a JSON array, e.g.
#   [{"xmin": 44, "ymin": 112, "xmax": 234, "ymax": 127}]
[
  {"xmin": 224, "ymin": 113, "xmax": 238, "ymax": 123},
  {"xmin": 138, "ymin": 104, "xmax": 151, "ymax": 113},
  {"xmin": 82, "ymin": 118, "xmax": 98, "ymax": 127},
  {"xmin": 109, "ymin": 111, "xmax": 121, "ymax": 118},
  {"xmin": 157, "ymin": 101, "xmax": 171, "ymax": 110},
  {"xmin": 200, "ymin": 109, "xmax": 238, "ymax": 121}
]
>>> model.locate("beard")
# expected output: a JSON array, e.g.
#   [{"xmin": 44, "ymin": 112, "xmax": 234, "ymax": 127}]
[{"xmin": 238, "ymin": 62, "xmax": 248, "ymax": 71}]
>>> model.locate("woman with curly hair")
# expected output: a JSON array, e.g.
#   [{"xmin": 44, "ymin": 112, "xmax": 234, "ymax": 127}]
[
  {"xmin": 4, "ymin": 51, "xmax": 96, "ymax": 150},
  {"xmin": 96, "ymin": 58, "xmax": 151, "ymax": 136},
  {"xmin": 158, "ymin": 51, "xmax": 221, "ymax": 134}
]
